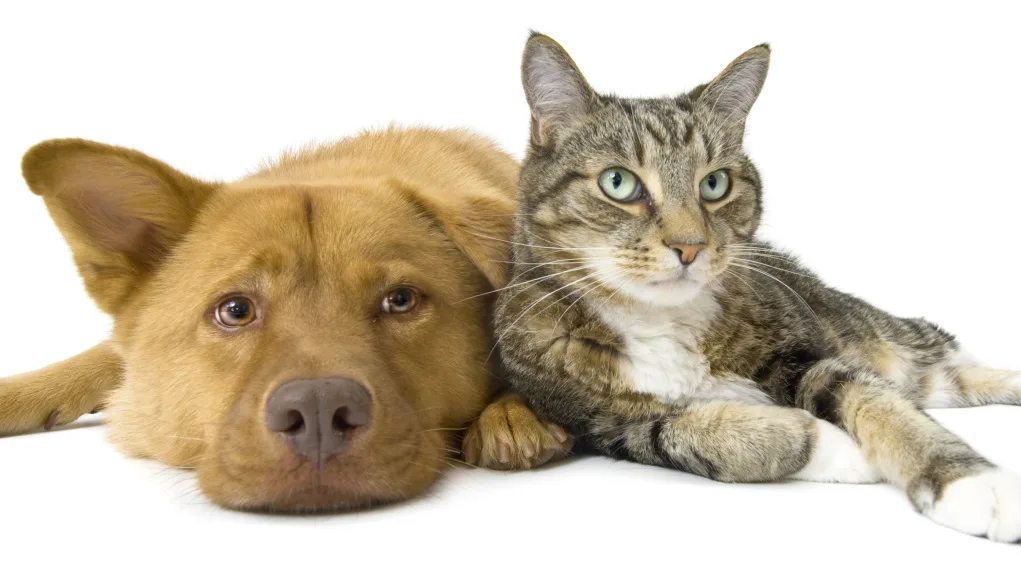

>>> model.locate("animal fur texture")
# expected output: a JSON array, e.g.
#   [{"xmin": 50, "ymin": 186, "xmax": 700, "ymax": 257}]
[
  {"xmin": 0, "ymin": 127, "xmax": 568, "ymax": 511},
  {"xmin": 495, "ymin": 33, "xmax": 1021, "ymax": 542}
]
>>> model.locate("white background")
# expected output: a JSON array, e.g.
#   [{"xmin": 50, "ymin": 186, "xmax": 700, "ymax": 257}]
[{"xmin": 1, "ymin": 0, "xmax": 1019, "ymax": 576}]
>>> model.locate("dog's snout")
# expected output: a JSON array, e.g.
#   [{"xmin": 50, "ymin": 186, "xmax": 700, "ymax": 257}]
[{"xmin": 265, "ymin": 377, "xmax": 373, "ymax": 462}]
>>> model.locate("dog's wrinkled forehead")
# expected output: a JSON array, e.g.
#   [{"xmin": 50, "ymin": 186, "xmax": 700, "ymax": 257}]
[{"xmin": 176, "ymin": 184, "xmax": 473, "ymax": 299}]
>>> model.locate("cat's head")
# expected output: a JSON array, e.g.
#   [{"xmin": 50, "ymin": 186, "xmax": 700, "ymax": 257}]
[{"xmin": 517, "ymin": 33, "xmax": 769, "ymax": 307}]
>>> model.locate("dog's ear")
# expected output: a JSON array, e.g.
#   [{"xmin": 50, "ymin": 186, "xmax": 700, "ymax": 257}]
[
  {"xmin": 21, "ymin": 139, "xmax": 216, "ymax": 314},
  {"xmin": 390, "ymin": 180, "xmax": 515, "ymax": 290}
]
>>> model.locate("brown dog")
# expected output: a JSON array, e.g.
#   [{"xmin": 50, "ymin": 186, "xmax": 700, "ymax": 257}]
[{"xmin": 0, "ymin": 127, "xmax": 570, "ymax": 511}]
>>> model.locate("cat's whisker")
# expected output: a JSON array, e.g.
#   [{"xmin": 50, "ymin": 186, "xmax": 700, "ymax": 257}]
[
  {"xmin": 616, "ymin": 101, "xmax": 637, "ymax": 155},
  {"xmin": 456, "ymin": 265, "xmax": 592, "ymax": 303},
  {"xmin": 727, "ymin": 243, "xmax": 793, "ymax": 253},
  {"xmin": 551, "ymin": 271, "xmax": 627, "ymax": 334},
  {"xmin": 729, "ymin": 263, "xmax": 819, "ymax": 322},
  {"xmin": 532, "ymin": 275, "xmax": 608, "ymax": 328},
  {"xmin": 720, "ymin": 267, "xmax": 763, "ymax": 301},
  {"xmin": 504, "ymin": 258, "xmax": 612, "ymax": 286},
  {"xmin": 492, "ymin": 258, "xmax": 603, "ymax": 265},
  {"xmin": 536, "ymin": 274, "xmax": 604, "ymax": 314},
  {"xmin": 500, "ymin": 257, "xmax": 616, "ymax": 302},
  {"xmin": 729, "ymin": 251, "xmax": 802, "ymax": 265},
  {"xmin": 592, "ymin": 269, "xmax": 631, "ymax": 312},
  {"xmin": 505, "ymin": 259, "xmax": 599, "ymax": 286},
  {"xmin": 620, "ymin": 101, "xmax": 643, "ymax": 160},
  {"xmin": 486, "ymin": 271, "xmax": 603, "ymax": 364},
  {"xmin": 528, "ymin": 230, "xmax": 577, "ymax": 250},
  {"xmin": 727, "ymin": 245, "xmax": 805, "ymax": 265},
  {"xmin": 729, "ymin": 257, "xmax": 815, "ymax": 280},
  {"xmin": 459, "ymin": 230, "xmax": 615, "ymax": 252}
]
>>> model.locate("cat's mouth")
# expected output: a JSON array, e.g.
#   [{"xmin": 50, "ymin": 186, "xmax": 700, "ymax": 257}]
[{"xmin": 647, "ymin": 268, "xmax": 702, "ymax": 287}]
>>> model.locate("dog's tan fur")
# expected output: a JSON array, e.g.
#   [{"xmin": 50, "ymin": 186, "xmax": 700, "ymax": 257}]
[{"xmin": 0, "ymin": 127, "xmax": 568, "ymax": 511}]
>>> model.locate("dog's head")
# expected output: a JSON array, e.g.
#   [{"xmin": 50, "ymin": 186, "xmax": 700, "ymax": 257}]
[{"xmin": 21, "ymin": 133, "xmax": 515, "ymax": 511}]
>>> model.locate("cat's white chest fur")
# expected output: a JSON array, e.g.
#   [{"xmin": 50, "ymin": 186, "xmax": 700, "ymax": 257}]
[{"xmin": 599, "ymin": 292, "xmax": 772, "ymax": 405}]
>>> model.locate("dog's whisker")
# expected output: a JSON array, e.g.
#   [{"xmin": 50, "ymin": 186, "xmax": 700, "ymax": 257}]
[
  {"xmin": 166, "ymin": 435, "xmax": 205, "ymax": 442},
  {"xmin": 421, "ymin": 426, "xmax": 467, "ymax": 433}
]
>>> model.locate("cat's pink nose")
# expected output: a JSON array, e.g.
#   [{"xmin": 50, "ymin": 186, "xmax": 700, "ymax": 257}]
[{"xmin": 669, "ymin": 243, "xmax": 706, "ymax": 266}]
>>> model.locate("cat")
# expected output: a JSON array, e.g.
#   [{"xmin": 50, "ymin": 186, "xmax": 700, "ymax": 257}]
[{"xmin": 493, "ymin": 33, "xmax": 1021, "ymax": 543}]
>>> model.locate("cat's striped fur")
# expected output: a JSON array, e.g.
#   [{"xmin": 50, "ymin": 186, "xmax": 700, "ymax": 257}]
[{"xmin": 495, "ymin": 33, "xmax": 1021, "ymax": 542}]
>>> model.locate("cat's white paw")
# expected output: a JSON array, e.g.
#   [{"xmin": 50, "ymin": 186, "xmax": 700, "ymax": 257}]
[
  {"xmin": 791, "ymin": 419, "xmax": 882, "ymax": 484},
  {"xmin": 925, "ymin": 468, "xmax": 1021, "ymax": 543}
]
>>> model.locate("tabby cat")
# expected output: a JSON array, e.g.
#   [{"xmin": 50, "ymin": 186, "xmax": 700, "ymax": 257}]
[{"xmin": 494, "ymin": 33, "xmax": 1021, "ymax": 542}]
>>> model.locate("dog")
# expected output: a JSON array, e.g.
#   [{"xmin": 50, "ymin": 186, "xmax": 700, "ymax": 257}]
[{"xmin": 0, "ymin": 127, "xmax": 571, "ymax": 511}]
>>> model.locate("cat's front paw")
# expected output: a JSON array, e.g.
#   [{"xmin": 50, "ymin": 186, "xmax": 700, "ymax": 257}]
[
  {"xmin": 924, "ymin": 468, "xmax": 1021, "ymax": 543},
  {"xmin": 462, "ymin": 393, "xmax": 572, "ymax": 470},
  {"xmin": 791, "ymin": 418, "xmax": 882, "ymax": 484}
]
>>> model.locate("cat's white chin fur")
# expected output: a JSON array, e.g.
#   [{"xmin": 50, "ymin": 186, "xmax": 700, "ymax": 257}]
[
  {"xmin": 924, "ymin": 468, "xmax": 1021, "ymax": 543},
  {"xmin": 791, "ymin": 418, "xmax": 882, "ymax": 484}
]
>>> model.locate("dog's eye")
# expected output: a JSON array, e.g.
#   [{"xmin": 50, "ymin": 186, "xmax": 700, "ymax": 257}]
[
  {"xmin": 381, "ymin": 287, "xmax": 420, "ymax": 314},
  {"xmin": 214, "ymin": 296, "xmax": 257, "ymax": 328}
]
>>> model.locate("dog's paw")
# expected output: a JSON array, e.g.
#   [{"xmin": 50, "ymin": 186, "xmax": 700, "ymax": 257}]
[
  {"xmin": 0, "ymin": 376, "xmax": 102, "ymax": 435},
  {"xmin": 924, "ymin": 468, "xmax": 1021, "ymax": 543},
  {"xmin": 0, "ymin": 343, "xmax": 118, "ymax": 435},
  {"xmin": 462, "ymin": 393, "xmax": 572, "ymax": 470}
]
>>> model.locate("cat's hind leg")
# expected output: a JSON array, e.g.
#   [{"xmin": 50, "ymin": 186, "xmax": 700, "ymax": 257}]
[
  {"xmin": 923, "ymin": 356, "xmax": 1021, "ymax": 408},
  {"xmin": 859, "ymin": 328, "xmax": 1021, "ymax": 408},
  {"xmin": 798, "ymin": 358, "xmax": 1021, "ymax": 542}
]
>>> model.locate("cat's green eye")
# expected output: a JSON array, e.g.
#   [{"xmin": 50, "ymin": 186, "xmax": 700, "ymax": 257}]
[
  {"xmin": 699, "ymin": 170, "xmax": 731, "ymax": 202},
  {"xmin": 598, "ymin": 168, "xmax": 644, "ymax": 203}
]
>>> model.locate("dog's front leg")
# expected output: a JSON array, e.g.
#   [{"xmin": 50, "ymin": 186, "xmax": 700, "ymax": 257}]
[
  {"xmin": 462, "ymin": 393, "xmax": 573, "ymax": 470},
  {"xmin": 0, "ymin": 342, "xmax": 122, "ymax": 434}
]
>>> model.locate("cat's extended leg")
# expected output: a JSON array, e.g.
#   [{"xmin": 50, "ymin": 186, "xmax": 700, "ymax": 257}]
[
  {"xmin": 587, "ymin": 396, "xmax": 880, "ymax": 484},
  {"xmin": 462, "ymin": 392, "xmax": 574, "ymax": 470},
  {"xmin": 923, "ymin": 357, "xmax": 1021, "ymax": 408},
  {"xmin": 0, "ymin": 342, "xmax": 122, "ymax": 434},
  {"xmin": 798, "ymin": 358, "xmax": 1021, "ymax": 542}
]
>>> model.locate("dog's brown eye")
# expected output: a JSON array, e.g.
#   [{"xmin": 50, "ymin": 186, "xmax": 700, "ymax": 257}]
[
  {"xmin": 381, "ymin": 287, "xmax": 420, "ymax": 314},
  {"xmin": 215, "ymin": 296, "xmax": 257, "ymax": 328}
]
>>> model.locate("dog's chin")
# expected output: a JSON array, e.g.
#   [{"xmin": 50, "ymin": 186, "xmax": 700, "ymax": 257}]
[
  {"xmin": 216, "ymin": 483, "xmax": 401, "ymax": 514},
  {"xmin": 201, "ymin": 456, "xmax": 441, "ymax": 514},
  {"xmin": 197, "ymin": 429, "xmax": 445, "ymax": 513}
]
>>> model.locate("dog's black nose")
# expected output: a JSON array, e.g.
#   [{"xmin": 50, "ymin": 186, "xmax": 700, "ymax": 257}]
[{"xmin": 265, "ymin": 377, "xmax": 373, "ymax": 463}]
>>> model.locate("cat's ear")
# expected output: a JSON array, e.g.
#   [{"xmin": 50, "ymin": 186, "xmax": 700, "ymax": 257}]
[
  {"xmin": 21, "ymin": 139, "xmax": 216, "ymax": 314},
  {"xmin": 699, "ymin": 44, "xmax": 771, "ymax": 120},
  {"xmin": 521, "ymin": 33, "xmax": 598, "ymax": 147}
]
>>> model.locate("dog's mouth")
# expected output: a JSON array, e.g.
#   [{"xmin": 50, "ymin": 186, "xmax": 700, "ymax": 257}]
[{"xmin": 196, "ymin": 409, "xmax": 447, "ymax": 513}]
